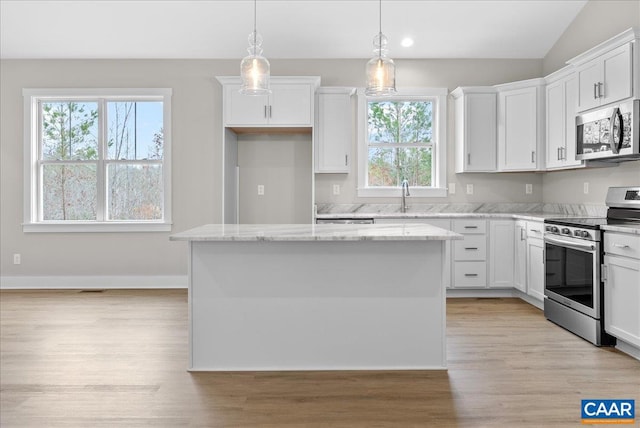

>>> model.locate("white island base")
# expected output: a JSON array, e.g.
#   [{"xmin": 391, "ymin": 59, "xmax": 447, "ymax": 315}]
[{"xmin": 172, "ymin": 224, "xmax": 460, "ymax": 371}]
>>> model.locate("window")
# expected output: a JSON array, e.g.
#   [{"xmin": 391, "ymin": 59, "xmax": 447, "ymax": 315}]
[
  {"xmin": 23, "ymin": 88, "xmax": 172, "ymax": 232},
  {"xmin": 357, "ymin": 88, "xmax": 447, "ymax": 197}
]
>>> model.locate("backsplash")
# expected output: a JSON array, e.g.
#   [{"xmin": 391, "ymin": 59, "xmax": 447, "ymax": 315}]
[{"xmin": 316, "ymin": 203, "xmax": 607, "ymax": 216}]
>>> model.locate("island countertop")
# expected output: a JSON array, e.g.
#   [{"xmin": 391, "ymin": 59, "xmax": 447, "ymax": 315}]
[{"xmin": 170, "ymin": 223, "xmax": 463, "ymax": 242}]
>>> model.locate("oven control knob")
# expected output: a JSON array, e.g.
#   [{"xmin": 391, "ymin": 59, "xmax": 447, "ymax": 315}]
[
  {"xmin": 574, "ymin": 230, "xmax": 582, "ymax": 237},
  {"xmin": 561, "ymin": 228, "xmax": 571, "ymax": 235},
  {"xmin": 551, "ymin": 226, "xmax": 559, "ymax": 233},
  {"xmin": 546, "ymin": 226, "xmax": 552, "ymax": 232},
  {"xmin": 581, "ymin": 231, "xmax": 591, "ymax": 239}
]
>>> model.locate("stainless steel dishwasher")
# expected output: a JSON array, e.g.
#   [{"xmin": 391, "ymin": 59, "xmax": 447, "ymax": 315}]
[{"xmin": 316, "ymin": 218, "xmax": 374, "ymax": 224}]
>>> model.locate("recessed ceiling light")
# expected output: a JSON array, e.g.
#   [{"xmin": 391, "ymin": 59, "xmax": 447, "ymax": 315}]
[{"xmin": 401, "ymin": 37, "xmax": 414, "ymax": 48}]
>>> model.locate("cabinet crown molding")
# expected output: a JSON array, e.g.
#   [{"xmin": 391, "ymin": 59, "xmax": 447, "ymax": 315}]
[
  {"xmin": 317, "ymin": 87, "xmax": 356, "ymax": 95},
  {"xmin": 450, "ymin": 86, "xmax": 496, "ymax": 98},
  {"xmin": 566, "ymin": 27, "xmax": 638, "ymax": 66},
  {"xmin": 494, "ymin": 78, "xmax": 545, "ymax": 92},
  {"xmin": 216, "ymin": 76, "xmax": 321, "ymax": 88}
]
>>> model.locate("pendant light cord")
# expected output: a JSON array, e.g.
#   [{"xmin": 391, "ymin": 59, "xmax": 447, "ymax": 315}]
[
  {"xmin": 378, "ymin": 0, "xmax": 382, "ymax": 59},
  {"xmin": 253, "ymin": 0, "xmax": 257, "ymax": 54}
]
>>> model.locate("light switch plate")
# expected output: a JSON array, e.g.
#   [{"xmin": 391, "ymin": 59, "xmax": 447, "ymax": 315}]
[
  {"xmin": 584, "ymin": 182, "xmax": 589, "ymax": 194},
  {"xmin": 526, "ymin": 184, "xmax": 533, "ymax": 194},
  {"xmin": 333, "ymin": 184, "xmax": 340, "ymax": 195},
  {"xmin": 466, "ymin": 184, "xmax": 474, "ymax": 195},
  {"xmin": 449, "ymin": 183, "xmax": 456, "ymax": 195},
  {"xmin": 257, "ymin": 185, "xmax": 265, "ymax": 196}
]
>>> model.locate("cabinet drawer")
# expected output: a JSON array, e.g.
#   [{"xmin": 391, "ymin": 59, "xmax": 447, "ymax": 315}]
[
  {"xmin": 454, "ymin": 262, "xmax": 487, "ymax": 288},
  {"xmin": 604, "ymin": 232, "xmax": 640, "ymax": 259},
  {"xmin": 454, "ymin": 235, "xmax": 487, "ymax": 261},
  {"xmin": 526, "ymin": 222, "xmax": 544, "ymax": 240},
  {"xmin": 453, "ymin": 220, "xmax": 486, "ymax": 234}
]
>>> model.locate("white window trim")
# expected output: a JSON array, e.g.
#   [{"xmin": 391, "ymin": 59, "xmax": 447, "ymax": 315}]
[
  {"xmin": 22, "ymin": 88, "xmax": 172, "ymax": 233},
  {"xmin": 357, "ymin": 87, "xmax": 447, "ymax": 198}
]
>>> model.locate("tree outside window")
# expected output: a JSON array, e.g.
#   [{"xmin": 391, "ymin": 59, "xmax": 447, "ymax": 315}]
[{"xmin": 367, "ymin": 100, "xmax": 434, "ymax": 188}]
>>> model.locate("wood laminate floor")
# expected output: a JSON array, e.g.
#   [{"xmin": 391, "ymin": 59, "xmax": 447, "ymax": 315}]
[{"xmin": 1, "ymin": 290, "xmax": 638, "ymax": 427}]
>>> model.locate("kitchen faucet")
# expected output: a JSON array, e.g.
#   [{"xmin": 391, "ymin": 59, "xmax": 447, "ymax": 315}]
[{"xmin": 401, "ymin": 179, "xmax": 410, "ymax": 213}]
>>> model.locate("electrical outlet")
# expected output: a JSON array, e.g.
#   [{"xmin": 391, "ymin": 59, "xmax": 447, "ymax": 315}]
[
  {"xmin": 449, "ymin": 183, "xmax": 456, "ymax": 195},
  {"xmin": 466, "ymin": 184, "xmax": 474, "ymax": 195},
  {"xmin": 584, "ymin": 182, "xmax": 589, "ymax": 194},
  {"xmin": 13, "ymin": 253, "xmax": 21, "ymax": 265},
  {"xmin": 526, "ymin": 184, "xmax": 533, "ymax": 194},
  {"xmin": 257, "ymin": 185, "xmax": 265, "ymax": 196},
  {"xmin": 332, "ymin": 184, "xmax": 341, "ymax": 196}
]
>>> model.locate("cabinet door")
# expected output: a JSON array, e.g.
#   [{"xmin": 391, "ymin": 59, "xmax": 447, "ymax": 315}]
[
  {"xmin": 604, "ymin": 254, "xmax": 640, "ymax": 347},
  {"xmin": 577, "ymin": 60, "xmax": 601, "ymax": 112},
  {"xmin": 514, "ymin": 221, "xmax": 527, "ymax": 293},
  {"xmin": 545, "ymin": 80, "xmax": 565, "ymax": 169},
  {"xmin": 526, "ymin": 238, "xmax": 544, "ymax": 301},
  {"xmin": 489, "ymin": 220, "xmax": 514, "ymax": 288},
  {"xmin": 498, "ymin": 87, "xmax": 538, "ymax": 171},
  {"xmin": 563, "ymin": 75, "xmax": 582, "ymax": 168},
  {"xmin": 269, "ymin": 84, "xmax": 313, "ymax": 126},
  {"xmin": 601, "ymin": 43, "xmax": 633, "ymax": 105},
  {"xmin": 315, "ymin": 90, "xmax": 352, "ymax": 173},
  {"xmin": 224, "ymin": 84, "xmax": 269, "ymax": 125},
  {"xmin": 465, "ymin": 93, "xmax": 497, "ymax": 171}
]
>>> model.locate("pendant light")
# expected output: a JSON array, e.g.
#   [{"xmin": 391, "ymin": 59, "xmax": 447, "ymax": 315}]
[
  {"xmin": 365, "ymin": 0, "xmax": 397, "ymax": 96},
  {"xmin": 240, "ymin": 0, "xmax": 271, "ymax": 95}
]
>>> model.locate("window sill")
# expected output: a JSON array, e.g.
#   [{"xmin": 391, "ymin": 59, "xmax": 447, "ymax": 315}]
[
  {"xmin": 357, "ymin": 187, "xmax": 448, "ymax": 198},
  {"xmin": 23, "ymin": 222, "xmax": 172, "ymax": 233}
]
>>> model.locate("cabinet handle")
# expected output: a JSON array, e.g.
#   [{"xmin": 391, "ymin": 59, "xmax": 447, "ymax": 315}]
[
  {"xmin": 561, "ymin": 147, "xmax": 565, "ymax": 160},
  {"xmin": 269, "ymin": 105, "xmax": 272, "ymax": 118},
  {"xmin": 531, "ymin": 151, "xmax": 535, "ymax": 163},
  {"xmin": 601, "ymin": 264, "xmax": 607, "ymax": 282},
  {"xmin": 467, "ymin": 153, "xmax": 471, "ymax": 165},
  {"xmin": 612, "ymin": 243, "xmax": 630, "ymax": 249},
  {"xmin": 557, "ymin": 147, "xmax": 560, "ymax": 160},
  {"xmin": 520, "ymin": 228, "xmax": 525, "ymax": 240},
  {"xmin": 593, "ymin": 83, "xmax": 597, "ymax": 99},
  {"xmin": 531, "ymin": 229, "xmax": 541, "ymax": 233},
  {"xmin": 464, "ymin": 273, "xmax": 478, "ymax": 277},
  {"xmin": 464, "ymin": 247, "xmax": 478, "ymax": 250},
  {"xmin": 264, "ymin": 105, "xmax": 267, "ymax": 118},
  {"xmin": 345, "ymin": 155, "xmax": 348, "ymax": 166},
  {"xmin": 464, "ymin": 226, "xmax": 478, "ymax": 229},
  {"xmin": 598, "ymin": 82, "xmax": 603, "ymax": 98}
]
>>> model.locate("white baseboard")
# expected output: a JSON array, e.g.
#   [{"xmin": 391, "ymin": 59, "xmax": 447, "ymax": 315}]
[
  {"xmin": 446, "ymin": 288, "xmax": 518, "ymax": 298},
  {"xmin": 615, "ymin": 339, "xmax": 640, "ymax": 361},
  {"xmin": 0, "ymin": 275, "xmax": 188, "ymax": 290}
]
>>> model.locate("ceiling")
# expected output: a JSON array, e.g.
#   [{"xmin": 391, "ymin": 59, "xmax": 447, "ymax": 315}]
[{"xmin": 0, "ymin": 0, "xmax": 588, "ymax": 60}]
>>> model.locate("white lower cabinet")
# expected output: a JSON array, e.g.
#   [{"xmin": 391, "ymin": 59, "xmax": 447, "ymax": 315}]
[
  {"xmin": 526, "ymin": 235, "xmax": 545, "ymax": 302},
  {"xmin": 489, "ymin": 220, "xmax": 515, "ymax": 288},
  {"xmin": 603, "ymin": 232, "xmax": 640, "ymax": 348},
  {"xmin": 452, "ymin": 220, "xmax": 487, "ymax": 288},
  {"xmin": 374, "ymin": 218, "xmax": 451, "ymax": 288},
  {"xmin": 514, "ymin": 220, "xmax": 528, "ymax": 293}
]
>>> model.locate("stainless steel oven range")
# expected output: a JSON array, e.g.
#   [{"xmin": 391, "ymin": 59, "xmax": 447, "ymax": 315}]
[{"xmin": 543, "ymin": 186, "xmax": 640, "ymax": 346}]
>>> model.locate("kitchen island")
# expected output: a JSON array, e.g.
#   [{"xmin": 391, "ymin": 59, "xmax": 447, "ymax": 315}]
[{"xmin": 170, "ymin": 223, "xmax": 462, "ymax": 371}]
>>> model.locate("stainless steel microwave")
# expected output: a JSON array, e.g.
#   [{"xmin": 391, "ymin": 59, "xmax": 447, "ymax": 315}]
[{"xmin": 576, "ymin": 99, "xmax": 640, "ymax": 161}]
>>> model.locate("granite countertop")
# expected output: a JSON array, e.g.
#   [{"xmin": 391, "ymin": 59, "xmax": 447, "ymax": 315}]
[
  {"xmin": 170, "ymin": 223, "xmax": 463, "ymax": 242},
  {"xmin": 601, "ymin": 224, "xmax": 640, "ymax": 235}
]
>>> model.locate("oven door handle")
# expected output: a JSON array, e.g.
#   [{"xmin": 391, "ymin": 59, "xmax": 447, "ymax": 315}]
[{"xmin": 544, "ymin": 235, "xmax": 597, "ymax": 252}]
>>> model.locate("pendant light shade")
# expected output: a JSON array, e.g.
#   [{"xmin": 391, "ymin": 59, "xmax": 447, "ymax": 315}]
[
  {"xmin": 365, "ymin": 0, "xmax": 397, "ymax": 96},
  {"xmin": 240, "ymin": 0, "xmax": 271, "ymax": 95}
]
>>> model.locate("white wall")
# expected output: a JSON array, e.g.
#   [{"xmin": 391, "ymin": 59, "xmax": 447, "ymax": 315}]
[
  {"xmin": 1, "ymin": 58, "xmax": 543, "ymax": 278},
  {"xmin": 541, "ymin": 0, "xmax": 640, "ymax": 204}
]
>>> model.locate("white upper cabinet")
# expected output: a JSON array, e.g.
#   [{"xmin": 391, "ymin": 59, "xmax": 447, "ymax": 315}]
[
  {"xmin": 315, "ymin": 87, "xmax": 355, "ymax": 173},
  {"xmin": 496, "ymin": 79, "xmax": 545, "ymax": 172},
  {"xmin": 217, "ymin": 76, "xmax": 320, "ymax": 127},
  {"xmin": 451, "ymin": 87, "xmax": 497, "ymax": 173},
  {"xmin": 567, "ymin": 29, "xmax": 637, "ymax": 113},
  {"xmin": 545, "ymin": 69, "xmax": 582, "ymax": 170}
]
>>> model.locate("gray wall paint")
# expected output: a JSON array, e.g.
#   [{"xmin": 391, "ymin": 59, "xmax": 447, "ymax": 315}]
[
  {"xmin": 541, "ymin": 0, "xmax": 640, "ymax": 204},
  {"xmin": 543, "ymin": 0, "xmax": 640, "ymax": 76},
  {"xmin": 1, "ymin": 57, "xmax": 543, "ymax": 276},
  {"xmin": 237, "ymin": 134, "xmax": 312, "ymax": 224}
]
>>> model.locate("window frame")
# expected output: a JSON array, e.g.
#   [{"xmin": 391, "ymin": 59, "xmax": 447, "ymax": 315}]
[
  {"xmin": 23, "ymin": 88, "xmax": 172, "ymax": 232},
  {"xmin": 357, "ymin": 87, "xmax": 447, "ymax": 198}
]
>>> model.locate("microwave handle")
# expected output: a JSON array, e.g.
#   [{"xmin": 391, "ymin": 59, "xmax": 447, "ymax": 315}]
[{"xmin": 609, "ymin": 107, "xmax": 623, "ymax": 154}]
